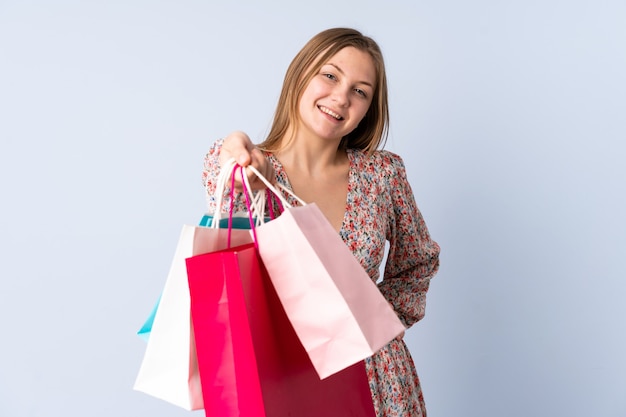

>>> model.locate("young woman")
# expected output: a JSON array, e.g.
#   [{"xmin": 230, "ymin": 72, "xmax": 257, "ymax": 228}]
[{"xmin": 202, "ymin": 27, "xmax": 440, "ymax": 417}]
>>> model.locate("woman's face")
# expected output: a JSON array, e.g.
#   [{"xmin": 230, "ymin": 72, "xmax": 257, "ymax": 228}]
[{"xmin": 296, "ymin": 46, "xmax": 376, "ymax": 143}]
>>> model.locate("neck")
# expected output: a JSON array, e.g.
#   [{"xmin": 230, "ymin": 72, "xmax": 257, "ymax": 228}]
[{"xmin": 276, "ymin": 128, "xmax": 346, "ymax": 176}]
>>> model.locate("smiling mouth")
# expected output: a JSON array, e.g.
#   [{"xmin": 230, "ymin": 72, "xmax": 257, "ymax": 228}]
[{"xmin": 319, "ymin": 106, "xmax": 343, "ymax": 120}]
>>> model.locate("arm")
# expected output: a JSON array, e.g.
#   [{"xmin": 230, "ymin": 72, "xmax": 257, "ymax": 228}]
[{"xmin": 377, "ymin": 152, "xmax": 441, "ymax": 329}]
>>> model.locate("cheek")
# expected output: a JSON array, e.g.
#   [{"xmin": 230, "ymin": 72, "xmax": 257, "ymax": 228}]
[
  {"xmin": 355, "ymin": 102, "xmax": 372, "ymax": 122},
  {"xmin": 302, "ymin": 81, "xmax": 324, "ymax": 101},
  {"xmin": 298, "ymin": 88, "xmax": 315, "ymax": 111}
]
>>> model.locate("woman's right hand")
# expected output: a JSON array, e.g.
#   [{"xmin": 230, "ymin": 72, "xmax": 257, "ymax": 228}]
[{"xmin": 219, "ymin": 131, "xmax": 275, "ymax": 191}]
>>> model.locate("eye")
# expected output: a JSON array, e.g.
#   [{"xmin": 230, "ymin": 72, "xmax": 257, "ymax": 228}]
[
  {"xmin": 323, "ymin": 73, "xmax": 337, "ymax": 81},
  {"xmin": 354, "ymin": 88, "xmax": 367, "ymax": 98}
]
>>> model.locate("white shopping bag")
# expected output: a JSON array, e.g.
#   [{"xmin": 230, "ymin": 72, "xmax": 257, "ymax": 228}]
[{"xmin": 134, "ymin": 159, "xmax": 254, "ymax": 410}]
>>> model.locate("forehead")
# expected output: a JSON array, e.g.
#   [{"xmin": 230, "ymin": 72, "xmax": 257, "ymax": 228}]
[{"xmin": 320, "ymin": 46, "xmax": 377, "ymax": 85}]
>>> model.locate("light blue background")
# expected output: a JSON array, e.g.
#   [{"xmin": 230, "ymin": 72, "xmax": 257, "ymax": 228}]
[{"xmin": 1, "ymin": 1, "xmax": 625, "ymax": 416}]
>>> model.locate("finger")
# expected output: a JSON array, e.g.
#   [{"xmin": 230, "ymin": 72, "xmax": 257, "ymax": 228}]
[
  {"xmin": 249, "ymin": 149, "xmax": 276, "ymax": 186},
  {"xmin": 221, "ymin": 131, "xmax": 253, "ymax": 166},
  {"xmin": 222, "ymin": 144, "xmax": 250, "ymax": 166},
  {"xmin": 236, "ymin": 148, "xmax": 252, "ymax": 166}
]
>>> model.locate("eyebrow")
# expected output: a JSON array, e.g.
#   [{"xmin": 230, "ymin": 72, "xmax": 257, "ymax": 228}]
[{"xmin": 327, "ymin": 62, "xmax": 374, "ymax": 87}]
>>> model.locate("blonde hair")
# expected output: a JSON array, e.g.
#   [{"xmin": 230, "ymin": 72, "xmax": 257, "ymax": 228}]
[{"xmin": 258, "ymin": 27, "xmax": 389, "ymax": 155}]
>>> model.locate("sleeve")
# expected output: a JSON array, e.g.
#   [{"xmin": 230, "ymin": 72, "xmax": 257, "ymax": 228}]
[
  {"xmin": 201, "ymin": 138, "xmax": 249, "ymax": 215},
  {"xmin": 377, "ymin": 152, "xmax": 441, "ymax": 329}
]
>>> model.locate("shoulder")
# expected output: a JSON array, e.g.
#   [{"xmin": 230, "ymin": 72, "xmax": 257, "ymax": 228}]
[{"xmin": 348, "ymin": 148, "xmax": 407, "ymax": 178}]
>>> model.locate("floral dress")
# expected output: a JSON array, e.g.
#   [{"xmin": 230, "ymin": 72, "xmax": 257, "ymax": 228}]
[{"xmin": 202, "ymin": 139, "xmax": 441, "ymax": 417}]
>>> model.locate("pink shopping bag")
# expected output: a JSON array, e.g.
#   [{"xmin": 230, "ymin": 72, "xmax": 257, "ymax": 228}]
[{"xmin": 247, "ymin": 166, "xmax": 406, "ymax": 379}]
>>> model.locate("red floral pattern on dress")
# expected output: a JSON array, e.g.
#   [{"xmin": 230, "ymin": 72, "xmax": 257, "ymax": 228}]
[{"xmin": 203, "ymin": 139, "xmax": 440, "ymax": 417}]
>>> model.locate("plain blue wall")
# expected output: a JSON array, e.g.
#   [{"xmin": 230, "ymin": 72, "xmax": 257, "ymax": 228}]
[{"xmin": 1, "ymin": 1, "xmax": 624, "ymax": 416}]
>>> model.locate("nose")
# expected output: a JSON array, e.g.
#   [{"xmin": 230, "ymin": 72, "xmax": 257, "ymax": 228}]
[{"xmin": 331, "ymin": 86, "xmax": 350, "ymax": 107}]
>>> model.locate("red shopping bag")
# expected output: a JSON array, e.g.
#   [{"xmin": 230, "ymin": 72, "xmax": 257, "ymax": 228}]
[{"xmin": 186, "ymin": 242, "xmax": 376, "ymax": 417}]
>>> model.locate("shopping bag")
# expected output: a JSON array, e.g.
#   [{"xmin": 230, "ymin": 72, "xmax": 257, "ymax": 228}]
[
  {"xmin": 137, "ymin": 293, "xmax": 161, "ymax": 342},
  {"xmin": 133, "ymin": 224, "xmax": 253, "ymax": 410},
  {"xmin": 137, "ymin": 156, "xmax": 271, "ymax": 343},
  {"xmin": 136, "ymin": 214, "xmax": 258, "ymax": 343},
  {"xmin": 133, "ymin": 160, "xmax": 253, "ymax": 410},
  {"xmin": 186, "ymin": 242, "xmax": 376, "ymax": 417},
  {"xmin": 247, "ymin": 165, "xmax": 407, "ymax": 379}
]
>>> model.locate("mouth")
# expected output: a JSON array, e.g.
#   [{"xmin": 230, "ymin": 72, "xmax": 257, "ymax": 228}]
[{"xmin": 318, "ymin": 106, "xmax": 344, "ymax": 121}]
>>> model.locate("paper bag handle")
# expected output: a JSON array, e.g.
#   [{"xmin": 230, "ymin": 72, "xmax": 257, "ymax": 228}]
[
  {"xmin": 208, "ymin": 157, "xmax": 307, "ymax": 231},
  {"xmin": 246, "ymin": 165, "xmax": 307, "ymax": 208},
  {"xmin": 208, "ymin": 158, "xmax": 267, "ymax": 229}
]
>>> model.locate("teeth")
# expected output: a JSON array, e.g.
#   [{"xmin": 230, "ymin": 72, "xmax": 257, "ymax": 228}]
[{"xmin": 320, "ymin": 106, "xmax": 342, "ymax": 120}]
